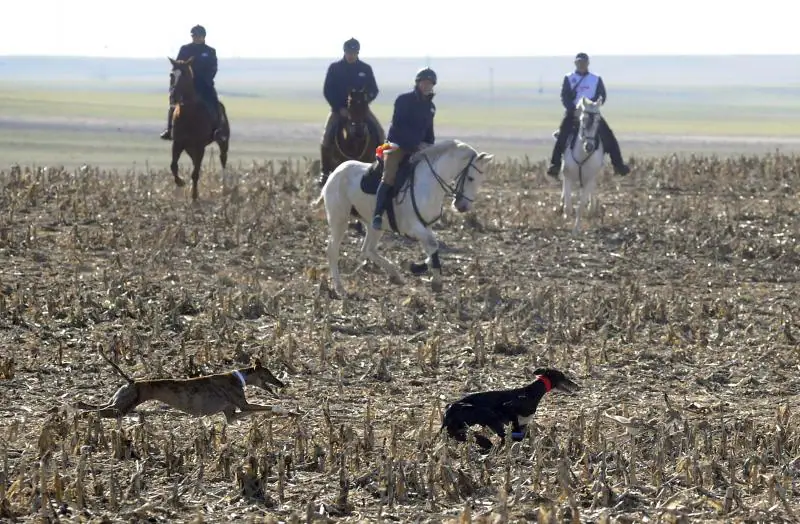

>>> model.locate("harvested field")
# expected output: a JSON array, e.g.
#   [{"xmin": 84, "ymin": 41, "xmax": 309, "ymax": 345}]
[{"xmin": 0, "ymin": 152, "xmax": 798, "ymax": 523}]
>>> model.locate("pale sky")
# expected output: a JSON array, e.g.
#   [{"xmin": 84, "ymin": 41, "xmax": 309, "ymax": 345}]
[{"xmin": 1, "ymin": 0, "xmax": 795, "ymax": 58}]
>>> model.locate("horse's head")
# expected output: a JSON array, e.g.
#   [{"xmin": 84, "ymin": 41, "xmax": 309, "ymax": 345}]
[
  {"xmin": 576, "ymin": 96, "xmax": 603, "ymax": 153},
  {"xmin": 453, "ymin": 150, "xmax": 494, "ymax": 213},
  {"xmin": 346, "ymin": 88, "xmax": 370, "ymax": 137},
  {"xmin": 168, "ymin": 57, "xmax": 196, "ymax": 100},
  {"xmin": 420, "ymin": 140, "xmax": 495, "ymax": 214}
]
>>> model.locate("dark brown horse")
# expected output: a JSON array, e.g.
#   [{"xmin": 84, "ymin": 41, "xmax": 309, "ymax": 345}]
[
  {"xmin": 320, "ymin": 87, "xmax": 379, "ymax": 187},
  {"xmin": 168, "ymin": 56, "xmax": 230, "ymax": 200}
]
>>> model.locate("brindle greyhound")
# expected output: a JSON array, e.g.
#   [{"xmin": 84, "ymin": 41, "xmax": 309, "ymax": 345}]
[
  {"xmin": 76, "ymin": 349, "xmax": 291, "ymax": 423},
  {"xmin": 440, "ymin": 367, "xmax": 580, "ymax": 451}
]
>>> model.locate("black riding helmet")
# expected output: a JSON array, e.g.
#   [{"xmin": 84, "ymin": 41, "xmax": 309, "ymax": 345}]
[
  {"xmin": 415, "ymin": 67, "xmax": 437, "ymax": 85},
  {"xmin": 343, "ymin": 38, "xmax": 360, "ymax": 53},
  {"xmin": 575, "ymin": 52, "xmax": 589, "ymax": 62},
  {"xmin": 191, "ymin": 25, "xmax": 206, "ymax": 37}
]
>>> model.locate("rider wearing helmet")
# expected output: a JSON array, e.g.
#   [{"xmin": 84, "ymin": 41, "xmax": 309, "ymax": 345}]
[
  {"xmin": 546, "ymin": 52, "xmax": 629, "ymax": 177},
  {"xmin": 371, "ymin": 67, "xmax": 437, "ymax": 230},
  {"xmin": 160, "ymin": 25, "xmax": 225, "ymax": 141},
  {"xmin": 321, "ymin": 38, "xmax": 385, "ymax": 174}
]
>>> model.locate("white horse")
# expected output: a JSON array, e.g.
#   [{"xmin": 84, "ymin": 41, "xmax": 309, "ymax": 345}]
[
  {"xmin": 557, "ymin": 96, "xmax": 605, "ymax": 234},
  {"xmin": 312, "ymin": 139, "xmax": 495, "ymax": 296}
]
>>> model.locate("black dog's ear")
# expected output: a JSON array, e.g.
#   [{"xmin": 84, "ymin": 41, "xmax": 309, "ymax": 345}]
[
  {"xmin": 532, "ymin": 367, "xmax": 547, "ymax": 375},
  {"xmin": 253, "ymin": 357, "xmax": 263, "ymax": 368}
]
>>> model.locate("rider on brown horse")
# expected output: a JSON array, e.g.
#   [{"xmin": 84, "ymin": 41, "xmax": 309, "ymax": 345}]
[
  {"xmin": 160, "ymin": 25, "xmax": 225, "ymax": 142},
  {"xmin": 321, "ymin": 38, "xmax": 385, "ymax": 175}
]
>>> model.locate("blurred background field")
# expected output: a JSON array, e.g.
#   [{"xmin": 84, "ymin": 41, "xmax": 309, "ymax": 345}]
[{"xmin": 2, "ymin": 54, "xmax": 800, "ymax": 169}]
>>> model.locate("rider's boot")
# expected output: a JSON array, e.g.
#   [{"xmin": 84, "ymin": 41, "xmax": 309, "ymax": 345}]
[
  {"xmin": 319, "ymin": 144, "xmax": 334, "ymax": 187},
  {"xmin": 606, "ymin": 137, "xmax": 630, "ymax": 175},
  {"xmin": 371, "ymin": 181, "xmax": 392, "ymax": 230},
  {"xmin": 160, "ymin": 106, "xmax": 175, "ymax": 140},
  {"xmin": 215, "ymin": 104, "xmax": 228, "ymax": 142},
  {"xmin": 209, "ymin": 103, "xmax": 226, "ymax": 142},
  {"xmin": 547, "ymin": 136, "xmax": 566, "ymax": 177}
]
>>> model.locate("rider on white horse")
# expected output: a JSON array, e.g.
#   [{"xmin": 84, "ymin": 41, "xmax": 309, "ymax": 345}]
[
  {"xmin": 371, "ymin": 67, "xmax": 438, "ymax": 230},
  {"xmin": 547, "ymin": 52, "xmax": 630, "ymax": 177}
]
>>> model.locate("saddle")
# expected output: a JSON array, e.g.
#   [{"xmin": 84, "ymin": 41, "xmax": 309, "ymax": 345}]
[
  {"xmin": 359, "ymin": 155, "xmax": 416, "ymax": 196},
  {"xmin": 356, "ymin": 155, "xmax": 418, "ymax": 233}
]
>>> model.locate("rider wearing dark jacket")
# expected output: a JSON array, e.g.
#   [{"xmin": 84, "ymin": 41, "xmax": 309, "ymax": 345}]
[
  {"xmin": 321, "ymin": 38, "xmax": 385, "ymax": 174},
  {"xmin": 160, "ymin": 25, "xmax": 224, "ymax": 141},
  {"xmin": 371, "ymin": 67, "xmax": 437, "ymax": 230},
  {"xmin": 546, "ymin": 52, "xmax": 629, "ymax": 177}
]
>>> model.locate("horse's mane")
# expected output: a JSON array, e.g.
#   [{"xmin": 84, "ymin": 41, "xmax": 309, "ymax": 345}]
[{"xmin": 414, "ymin": 139, "xmax": 474, "ymax": 164}]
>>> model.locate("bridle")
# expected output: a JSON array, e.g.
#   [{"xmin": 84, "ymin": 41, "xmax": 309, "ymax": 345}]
[
  {"xmin": 405, "ymin": 151, "xmax": 485, "ymax": 227},
  {"xmin": 334, "ymin": 91, "xmax": 371, "ymax": 159},
  {"xmin": 568, "ymin": 102, "xmax": 602, "ymax": 188},
  {"xmin": 579, "ymin": 108, "xmax": 600, "ymax": 153},
  {"xmin": 171, "ymin": 63, "xmax": 196, "ymax": 104}
]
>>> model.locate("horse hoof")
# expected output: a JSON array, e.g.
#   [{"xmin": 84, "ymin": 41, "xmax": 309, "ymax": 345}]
[
  {"xmin": 174, "ymin": 177, "xmax": 186, "ymax": 187},
  {"xmin": 431, "ymin": 279, "xmax": 443, "ymax": 293},
  {"xmin": 409, "ymin": 262, "xmax": 429, "ymax": 276}
]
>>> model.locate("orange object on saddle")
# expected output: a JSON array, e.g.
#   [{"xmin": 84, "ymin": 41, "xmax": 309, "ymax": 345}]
[{"xmin": 375, "ymin": 142, "xmax": 399, "ymax": 160}]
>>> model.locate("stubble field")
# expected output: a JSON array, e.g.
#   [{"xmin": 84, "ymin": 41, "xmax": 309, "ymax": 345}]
[{"xmin": 0, "ymin": 148, "xmax": 798, "ymax": 523}]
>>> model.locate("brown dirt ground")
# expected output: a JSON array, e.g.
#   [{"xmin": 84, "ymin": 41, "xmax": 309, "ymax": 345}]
[{"xmin": 0, "ymin": 148, "xmax": 798, "ymax": 523}]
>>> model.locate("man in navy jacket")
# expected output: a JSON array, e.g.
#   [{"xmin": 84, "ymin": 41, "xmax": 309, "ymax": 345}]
[
  {"xmin": 371, "ymin": 67, "xmax": 437, "ymax": 230},
  {"xmin": 160, "ymin": 25, "xmax": 225, "ymax": 141},
  {"xmin": 321, "ymin": 38, "xmax": 385, "ymax": 174}
]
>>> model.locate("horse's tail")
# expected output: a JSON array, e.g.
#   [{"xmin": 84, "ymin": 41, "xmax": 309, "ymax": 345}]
[{"xmin": 312, "ymin": 176, "xmax": 327, "ymax": 207}]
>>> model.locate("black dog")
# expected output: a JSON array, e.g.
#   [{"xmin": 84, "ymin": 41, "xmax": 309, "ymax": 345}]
[{"xmin": 440, "ymin": 368, "xmax": 580, "ymax": 451}]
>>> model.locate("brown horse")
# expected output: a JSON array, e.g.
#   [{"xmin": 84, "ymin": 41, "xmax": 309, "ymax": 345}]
[
  {"xmin": 320, "ymin": 87, "xmax": 379, "ymax": 187},
  {"xmin": 168, "ymin": 56, "xmax": 230, "ymax": 201}
]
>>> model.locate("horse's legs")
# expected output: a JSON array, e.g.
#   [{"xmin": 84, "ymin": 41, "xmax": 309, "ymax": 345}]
[
  {"xmin": 324, "ymin": 200, "xmax": 350, "ymax": 297},
  {"xmin": 217, "ymin": 137, "xmax": 229, "ymax": 189},
  {"xmin": 361, "ymin": 226, "xmax": 404, "ymax": 285},
  {"xmin": 584, "ymin": 171, "xmax": 600, "ymax": 220},
  {"xmin": 171, "ymin": 141, "xmax": 185, "ymax": 187},
  {"xmin": 405, "ymin": 225, "xmax": 443, "ymax": 292},
  {"xmin": 419, "ymin": 228, "xmax": 444, "ymax": 292},
  {"xmin": 574, "ymin": 177, "xmax": 591, "ymax": 235},
  {"xmin": 562, "ymin": 175, "xmax": 572, "ymax": 220},
  {"xmin": 188, "ymin": 146, "xmax": 206, "ymax": 201}
]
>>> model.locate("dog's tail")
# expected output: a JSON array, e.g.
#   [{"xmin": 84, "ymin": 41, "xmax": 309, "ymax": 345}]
[{"xmin": 98, "ymin": 346, "xmax": 134, "ymax": 384}]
